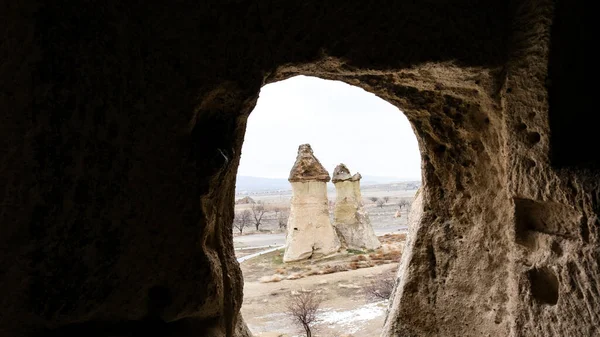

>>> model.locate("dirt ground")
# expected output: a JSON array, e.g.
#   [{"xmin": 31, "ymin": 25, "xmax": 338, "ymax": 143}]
[
  {"xmin": 234, "ymin": 185, "xmax": 415, "ymax": 336},
  {"xmin": 239, "ymin": 234, "xmax": 406, "ymax": 337},
  {"xmin": 242, "ymin": 263, "xmax": 399, "ymax": 337}
]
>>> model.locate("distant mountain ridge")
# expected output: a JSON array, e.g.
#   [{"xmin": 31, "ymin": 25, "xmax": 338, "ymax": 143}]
[
  {"xmin": 235, "ymin": 176, "xmax": 290, "ymax": 192},
  {"xmin": 235, "ymin": 175, "xmax": 420, "ymax": 193}
]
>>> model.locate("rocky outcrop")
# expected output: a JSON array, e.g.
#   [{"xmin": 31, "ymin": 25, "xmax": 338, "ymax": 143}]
[
  {"xmin": 332, "ymin": 164, "xmax": 381, "ymax": 250},
  {"xmin": 407, "ymin": 187, "xmax": 423, "ymax": 233},
  {"xmin": 283, "ymin": 145, "xmax": 341, "ymax": 262}
]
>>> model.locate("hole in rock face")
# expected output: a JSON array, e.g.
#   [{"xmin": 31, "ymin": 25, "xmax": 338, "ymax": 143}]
[
  {"xmin": 523, "ymin": 158, "xmax": 537, "ymax": 169},
  {"xmin": 580, "ymin": 218, "xmax": 590, "ymax": 243},
  {"xmin": 527, "ymin": 267, "xmax": 559, "ymax": 305},
  {"xmin": 526, "ymin": 132, "xmax": 541, "ymax": 146},
  {"xmin": 516, "ymin": 122, "xmax": 527, "ymax": 131},
  {"xmin": 550, "ymin": 241, "xmax": 563, "ymax": 256},
  {"xmin": 434, "ymin": 144, "xmax": 447, "ymax": 155},
  {"xmin": 514, "ymin": 198, "xmax": 582, "ymax": 248}
]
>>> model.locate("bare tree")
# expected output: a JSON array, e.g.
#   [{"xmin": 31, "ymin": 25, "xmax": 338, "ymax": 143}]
[
  {"xmin": 376, "ymin": 199, "xmax": 385, "ymax": 208},
  {"xmin": 251, "ymin": 202, "xmax": 267, "ymax": 230},
  {"xmin": 273, "ymin": 207, "xmax": 281, "ymax": 220},
  {"xmin": 278, "ymin": 209, "xmax": 289, "ymax": 229},
  {"xmin": 286, "ymin": 291, "xmax": 323, "ymax": 337},
  {"xmin": 365, "ymin": 269, "xmax": 396, "ymax": 300},
  {"xmin": 233, "ymin": 209, "xmax": 251, "ymax": 234},
  {"xmin": 397, "ymin": 199, "xmax": 410, "ymax": 210},
  {"xmin": 383, "ymin": 196, "xmax": 390, "ymax": 204},
  {"xmin": 369, "ymin": 197, "xmax": 379, "ymax": 203}
]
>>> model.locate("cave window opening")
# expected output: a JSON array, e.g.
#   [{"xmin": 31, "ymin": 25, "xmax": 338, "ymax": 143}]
[{"xmin": 233, "ymin": 75, "xmax": 421, "ymax": 336}]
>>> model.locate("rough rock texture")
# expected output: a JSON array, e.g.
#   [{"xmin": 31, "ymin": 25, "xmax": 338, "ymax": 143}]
[
  {"xmin": 331, "ymin": 163, "xmax": 362, "ymax": 183},
  {"xmin": 284, "ymin": 146, "xmax": 340, "ymax": 262},
  {"xmin": 407, "ymin": 188, "xmax": 424, "ymax": 234},
  {"xmin": 1, "ymin": 1, "xmax": 597, "ymax": 336},
  {"xmin": 332, "ymin": 164, "xmax": 381, "ymax": 250},
  {"xmin": 384, "ymin": 186, "xmax": 424, "ymax": 333},
  {"xmin": 288, "ymin": 144, "xmax": 331, "ymax": 183}
]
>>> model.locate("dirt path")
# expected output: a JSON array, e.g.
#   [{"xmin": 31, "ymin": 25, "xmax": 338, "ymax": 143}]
[{"xmin": 242, "ymin": 263, "xmax": 398, "ymax": 337}]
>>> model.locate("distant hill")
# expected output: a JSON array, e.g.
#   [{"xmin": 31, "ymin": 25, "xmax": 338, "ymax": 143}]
[
  {"xmin": 235, "ymin": 176, "xmax": 290, "ymax": 193},
  {"xmin": 235, "ymin": 175, "xmax": 420, "ymax": 193},
  {"xmin": 360, "ymin": 175, "xmax": 418, "ymax": 185}
]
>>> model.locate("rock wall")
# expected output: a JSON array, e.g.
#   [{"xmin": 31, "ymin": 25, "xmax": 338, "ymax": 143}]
[
  {"xmin": 1, "ymin": 1, "xmax": 596, "ymax": 336},
  {"xmin": 502, "ymin": 1, "xmax": 599, "ymax": 335},
  {"xmin": 332, "ymin": 164, "xmax": 380, "ymax": 250},
  {"xmin": 384, "ymin": 186, "xmax": 425, "ymax": 335}
]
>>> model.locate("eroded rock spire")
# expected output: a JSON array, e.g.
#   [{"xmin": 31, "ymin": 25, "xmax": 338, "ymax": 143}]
[
  {"xmin": 332, "ymin": 163, "xmax": 381, "ymax": 250},
  {"xmin": 283, "ymin": 144, "xmax": 340, "ymax": 262}
]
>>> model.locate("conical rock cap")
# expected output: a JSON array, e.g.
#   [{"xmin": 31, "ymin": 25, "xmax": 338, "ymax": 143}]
[{"xmin": 288, "ymin": 144, "xmax": 330, "ymax": 182}]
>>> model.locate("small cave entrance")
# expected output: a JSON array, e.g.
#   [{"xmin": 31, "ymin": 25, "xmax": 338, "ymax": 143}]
[
  {"xmin": 527, "ymin": 267, "xmax": 559, "ymax": 306},
  {"xmin": 232, "ymin": 75, "xmax": 422, "ymax": 336}
]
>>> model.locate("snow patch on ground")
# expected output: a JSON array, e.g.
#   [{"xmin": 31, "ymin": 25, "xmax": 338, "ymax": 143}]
[
  {"xmin": 248, "ymin": 312, "xmax": 296, "ymax": 335},
  {"xmin": 317, "ymin": 300, "xmax": 388, "ymax": 334},
  {"xmin": 249, "ymin": 301, "xmax": 388, "ymax": 336}
]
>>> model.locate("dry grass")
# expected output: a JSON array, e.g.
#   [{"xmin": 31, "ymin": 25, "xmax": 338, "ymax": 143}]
[
  {"xmin": 379, "ymin": 233, "xmax": 407, "ymax": 244},
  {"xmin": 369, "ymin": 253, "xmax": 385, "ymax": 260},
  {"xmin": 304, "ymin": 269, "xmax": 319, "ymax": 276},
  {"xmin": 242, "ymin": 234, "xmax": 407, "ymax": 282},
  {"xmin": 287, "ymin": 273, "xmax": 304, "ymax": 280},
  {"xmin": 259, "ymin": 274, "xmax": 286, "ymax": 283},
  {"xmin": 282, "ymin": 243, "xmax": 402, "ymax": 277}
]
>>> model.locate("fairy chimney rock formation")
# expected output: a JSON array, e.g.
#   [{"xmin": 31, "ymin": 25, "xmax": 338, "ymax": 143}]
[
  {"xmin": 283, "ymin": 144, "xmax": 341, "ymax": 262},
  {"xmin": 332, "ymin": 164, "xmax": 381, "ymax": 250}
]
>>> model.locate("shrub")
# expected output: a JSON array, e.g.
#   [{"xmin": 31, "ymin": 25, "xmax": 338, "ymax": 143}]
[{"xmin": 365, "ymin": 269, "xmax": 397, "ymax": 300}]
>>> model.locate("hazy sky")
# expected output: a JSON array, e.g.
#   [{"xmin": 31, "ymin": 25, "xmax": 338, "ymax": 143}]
[{"xmin": 237, "ymin": 76, "xmax": 421, "ymax": 180}]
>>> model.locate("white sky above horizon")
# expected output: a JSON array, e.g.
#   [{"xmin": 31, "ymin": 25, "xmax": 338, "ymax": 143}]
[{"xmin": 237, "ymin": 75, "xmax": 422, "ymax": 180}]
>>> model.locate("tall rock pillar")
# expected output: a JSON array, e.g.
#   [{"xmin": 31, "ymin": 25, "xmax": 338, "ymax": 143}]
[
  {"xmin": 283, "ymin": 144, "xmax": 341, "ymax": 262},
  {"xmin": 332, "ymin": 164, "xmax": 381, "ymax": 250}
]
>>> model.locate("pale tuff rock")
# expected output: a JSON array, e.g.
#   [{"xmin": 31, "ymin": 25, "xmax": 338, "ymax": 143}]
[
  {"xmin": 332, "ymin": 164, "xmax": 381, "ymax": 250},
  {"xmin": 406, "ymin": 187, "xmax": 423, "ymax": 237},
  {"xmin": 283, "ymin": 145, "xmax": 340, "ymax": 262}
]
